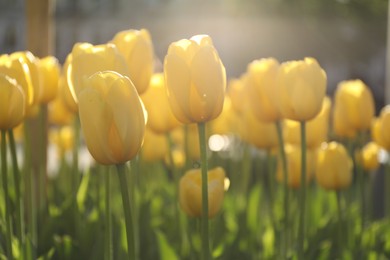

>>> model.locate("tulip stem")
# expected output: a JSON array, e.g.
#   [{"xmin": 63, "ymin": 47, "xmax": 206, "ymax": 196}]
[
  {"xmin": 8, "ymin": 129, "xmax": 24, "ymax": 257},
  {"xmin": 116, "ymin": 163, "xmax": 136, "ymax": 260},
  {"xmin": 105, "ymin": 166, "xmax": 112, "ymax": 260},
  {"xmin": 335, "ymin": 191, "xmax": 344, "ymax": 254},
  {"xmin": 275, "ymin": 120, "xmax": 289, "ymax": 257},
  {"xmin": 197, "ymin": 122, "xmax": 210, "ymax": 260},
  {"xmin": 1, "ymin": 130, "xmax": 13, "ymax": 259},
  {"xmin": 297, "ymin": 121, "xmax": 307, "ymax": 259}
]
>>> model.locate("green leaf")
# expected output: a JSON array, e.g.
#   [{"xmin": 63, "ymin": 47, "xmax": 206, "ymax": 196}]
[
  {"xmin": 155, "ymin": 230, "xmax": 178, "ymax": 260},
  {"xmin": 77, "ymin": 169, "xmax": 90, "ymax": 212},
  {"xmin": 247, "ymin": 184, "xmax": 261, "ymax": 233}
]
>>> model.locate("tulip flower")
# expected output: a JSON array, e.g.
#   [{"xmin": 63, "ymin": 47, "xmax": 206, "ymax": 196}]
[
  {"xmin": 277, "ymin": 57, "xmax": 326, "ymax": 121},
  {"xmin": 333, "ymin": 79, "xmax": 375, "ymax": 133},
  {"xmin": 141, "ymin": 127, "xmax": 169, "ymax": 162},
  {"xmin": 49, "ymin": 126, "xmax": 74, "ymax": 157},
  {"xmin": 111, "ymin": 29, "xmax": 154, "ymax": 94},
  {"xmin": 179, "ymin": 167, "xmax": 225, "ymax": 218},
  {"xmin": 246, "ymin": 58, "xmax": 281, "ymax": 122},
  {"xmin": 276, "ymin": 145, "xmax": 316, "ymax": 189},
  {"xmin": 164, "ymin": 34, "xmax": 226, "ymax": 124},
  {"xmin": 140, "ymin": 73, "xmax": 180, "ymax": 134},
  {"xmin": 284, "ymin": 97, "xmax": 331, "ymax": 148},
  {"xmin": 372, "ymin": 106, "xmax": 390, "ymax": 151},
  {"xmin": 210, "ymin": 95, "xmax": 241, "ymax": 136},
  {"xmin": 69, "ymin": 43, "xmax": 130, "ymax": 103},
  {"xmin": 0, "ymin": 74, "xmax": 26, "ymax": 130},
  {"xmin": 48, "ymin": 95, "xmax": 75, "ymax": 126},
  {"xmin": 78, "ymin": 71, "xmax": 145, "ymax": 165},
  {"xmin": 38, "ymin": 56, "xmax": 60, "ymax": 103},
  {"xmin": 315, "ymin": 142, "xmax": 352, "ymax": 190},
  {"xmin": 356, "ymin": 142, "xmax": 380, "ymax": 172}
]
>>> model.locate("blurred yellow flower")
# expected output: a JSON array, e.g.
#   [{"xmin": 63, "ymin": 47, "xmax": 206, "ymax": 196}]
[
  {"xmin": 277, "ymin": 57, "xmax": 326, "ymax": 121},
  {"xmin": 49, "ymin": 126, "xmax": 74, "ymax": 156},
  {"xmin": 179, "ymin": 167, "xmax": 225, "ymax": 218},
  {"xmin": 209, "ymin": 95, "xmax": 241, "ymax": 136},
  {"xmin": 140, "ymin": 73, "xmax": 181, "ymax": 134},
  {"xmin": 356, "ymin": 142, "xmax": 380, "ymax": 172},
  {"xmin": 0, "ymin": 74, "xmax": 25, "ymax": 130},
  {"xmin": 333, "ymin": 79, "xmax": 375, "ymax": 133},
  {"xmin": 372, "ymin": 106, "xmax": 390, "ymax": 151},
  {"xmin": 38, "ymin": 56, "xmax": 60, "ymax": 103},
  {"xmin": 69, "ymin": 43, "xmax": 130, "ymax": 103},
  {"xmin": 111, "ymin": 29, "xmax": 154, "ymax": 94},
  {"xmin": 48, "ymin": 95, "xmax": 75, "ymax": 126},
  {"xmin": 315, "ymin": 142, "xmax": 352, "ymax": 190},
  {"xmin": 78, "ymin": 71, "xmax": 145, "ymax": 165},
  {"xmin": 284, "ymin": 97, "xmax": 331, "ymax": 148},
  {"xmin": 164, "ymin": 35, "xmax": 226, "ymax": 123},
  {"xmin": 141, "ymin": 127, "xmax": 168, "ymax": 162},
  {"xmin": 276, "ymin": 145, "xmax": 316, "ymax": 189},
  {"xmin": 246, "ymin": 58, "xmax": 281, "ymax": 122}
]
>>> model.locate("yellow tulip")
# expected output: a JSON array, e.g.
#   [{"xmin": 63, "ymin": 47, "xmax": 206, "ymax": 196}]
[
  {"xmin": 372, "ymin": 106, "xmax": 390, "ymax": 151},
  {"xmin": 356, "ymin": 142, "xmax": 380, "ymax": 172},
  {"xmin": 141, "ymin": 127, "xmax": 168, "ymax": 162},
  {"xmin": 0, "ymin": 74, "xmax": 25, "ymax": 130},
  {"xmin": 333, "ymin": 79, "xmax": 375, "ymax": 132},
  {"xmin": 0, "ymin": 53, "xmax": 34, "ymax": 110},
  {"xmin": 164, "ymin": 35, "xmax": 226, "ymax": 124},
  {"xmin": 38, "ymin": 56, "xmax": 60, "ymax": 103},
  {"xmin": 228, "ymin": 76, "xmax": 249, "ymax": 114},
  {"xmin": 48, "ymin": 95, "xmax": 75, "ymax": 126},
  {"xmin": 78, "ymin": 71, "xmax": 145, "ymax": 165},
  {"xmin": 315, "ymin": 142, "xmax": 352, "ymax": 190},
  {"xmin": 170, "ymin": 125, "xmax": 200, "ymax": 161},
  {"xmin": 69, "ymin": 43, "xmax": 130, "ymax": 103},
  {"xmin": 277, "ymin": 57, "xmax": 326, "ymax": 121},
  {"xmin": 276, "ymin": 145, "xmax": 316, "ymax": 189},
  {"xmin": 140, "ymin": 73, "xmax": 181, "ymax": 134},
  {"xmin": 284, "ymin": 96, "xmax": 331, "ymax": 148},
  {"xmin": 209, "ymin": 95, "xmax": 241, "ymax": 136},
  {"xmin": 179, "ymin": 167, "xmax": 225, "ymax": 218},
  {"xmin": 111, "ymin": 29, "xmax": 154, "ymax": 94},
  {"xmin": 49, "ymin": 126, "xmax": 74, "ymax": 156},
  {"xmin": 246, "ymin": 58, "xmax": 281, "ymax": 122}
]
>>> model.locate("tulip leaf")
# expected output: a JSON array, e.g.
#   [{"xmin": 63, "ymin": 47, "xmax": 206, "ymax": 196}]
[
  {"xmin": 155, "ymin": 229, "xmax": 178, "ymax": 260},
  {"xmin": 247, "ymin": 184, "xmax": 262, "ymax": 233},
  {"xmin": 77, "ymin": 169, "xmax": 90, "ymax": 212}
]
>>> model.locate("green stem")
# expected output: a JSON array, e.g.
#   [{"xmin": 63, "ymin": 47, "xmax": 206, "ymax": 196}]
[
  {"xmin": 1, "ymin": 130, "xmax": 13, "ymax": 259},
  {"xmin": 197, "ymin": 122, "xmax": 210, "ymax": 260},
  {"xmin": 335, "ymin": 191, "xmax": 344, "ymax": 254},
  {"xmin": 105, "ymin": 167, "xmax": 112, "ymax": 260},
  {"xmin": 297, "ymin": 121, "xmax": 307, "ymax": 259},
  {"xmin": 275, "ymin": 120, "xmax": 289, "ymax": 257},
  {"xmin": 8, "ymin": 129, "xmax": 24, "ymax": 257},
  {"xmin": 39, "ymin": 105, "xmax": 48, "ymax": 212},
  {"xmin": 116, "ymin": 163, "xmax": 135, "ymax": 260}
]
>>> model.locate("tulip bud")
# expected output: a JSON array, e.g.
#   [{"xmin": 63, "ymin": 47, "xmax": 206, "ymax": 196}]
[
  {"xmin": 38, "ymin": 56, "xmax": 60, "ymax": 103},
  {"xmin": 315, "ymin": 142, "xmax": 353, "ymax": 190},
  {"xmin": 48, "ymin": 95, "xmax": 75, "ymax": 126},
  {"xmin": 333, "ymin": 79, "xmax": 375, "ymax": 134},
  {"xmin": 164, "ymin": 35, "xmax": 226, "ymax": 123},
  {"xmin": 356, "ymin": 142, "xmax": 380, "ymax": 172},
  {"xmin": 277, "ymin": 57, "xmax": 326, "ymax": 121},
  {"xmin": 141, "ymin": 73, "xmax": 180, "ymax": 134},
  {"xmin": 372, "ymin": 106, "xmax": 390, "ymax": 151},
  {"xmin": 111, "ymin": 29, "xmax": 154, "ymax": 94},
  {"xmin": 140, "ymin": 127, "xmax": 168, "ymax": 162},
  {"xmin": 78, "ymin": 71, "xmax": 145, "ymax": 165},
  {"xmin": 0, "ymin": 74, "xmax": 26, "ymax": 130},
  {"xmin": 246, "ymin": 58, "xmax": 281, "ymax": 122},
  {"xmin": 179, "ymin": 167, "xmax": 225, "ymax": 218}
]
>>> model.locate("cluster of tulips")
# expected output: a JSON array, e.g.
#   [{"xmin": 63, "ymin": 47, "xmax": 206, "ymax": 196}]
[{"xmin": 0, "ymin": 27, "xmax": 390, "ymax": 259}]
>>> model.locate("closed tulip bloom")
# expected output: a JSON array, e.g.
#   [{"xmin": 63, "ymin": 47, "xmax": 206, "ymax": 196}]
[
  {"xmin": 284, "ymin": 97, "xmax": 331, "ymax": 148},
  {"xmin": 0, "ymin": 54, "xmax": 34, "ymax": 110},
  {"xmin": 141, "ymin": 73, "xmax": 180, "ymax": 134},
  {"xmin": 70, "ymin": 43, "xmax": 130, "ymax": 103},
  {"xmin": 276, "ymin": 145, "xmax": 316, "ymax": 189},
  {"xmin": 179, "ymin": 167, "xmax": 225, "ymax": 218},
  {"xmin": 356, "ymin": 142, "xmax": 380, "ymax": 171},
  {"xmin": 247, "ymin": 58, "xmax": 281, "ymax": 122},
  {"xmin": 78, "ymin": 71, "xmax": 145, "ymax": 165},
  {"xmin": 228, "ymin": 75, "xmax": 249, "ymax": 114},
  {"xmin": 38, "ymin": 56, "xmax": 60, "ymax": 103},
  {"xmin": 0, "ymin": 74, "xmax": 26, "ymax": 130},
  {"xmin": 315, "ymin": 142, "xmax": 352, "ymax": 190},
  {"xmin": 48, "ymin": 95, "xmax": 75, "ymax": 126},
  {"xmin": 164, "ymin": 35, "xmax": 226, "ymax": 124},
  {"xmin": 111, "ymin": 29, "xmax": 154, "ymax": 94},
  {"xmin": 372, "ymin": 106, "xmax": 390, "ymax": 151},
  {"xmin": 210, "ymin": 95, "xmax": 241, "ymax": 135},
  {"xmin": 277, "ymin": 57, "xmax": 326, "ymax": 121},
  {"xmin": 333, "ymin": 79, "xmax": 375, "ymax": 132},
  {"xmin": 141, "ymin": 127, "xmax": 168, "ymax": 162}
]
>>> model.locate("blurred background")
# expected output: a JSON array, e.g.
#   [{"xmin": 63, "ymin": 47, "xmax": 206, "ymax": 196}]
[{"xmin": 0, "ymin": 0, "xmax": 387, "ymax": 110}]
